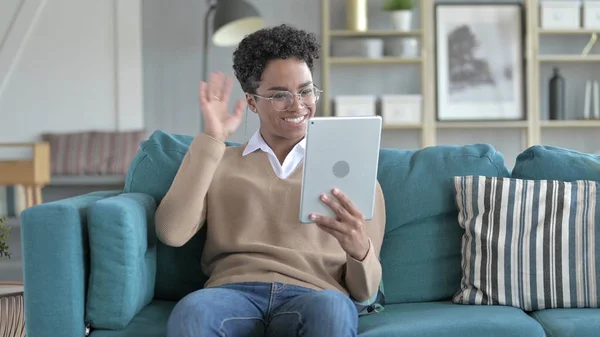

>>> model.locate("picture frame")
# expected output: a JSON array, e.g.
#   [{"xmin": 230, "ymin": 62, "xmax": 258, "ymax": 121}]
[{"xmin": 434, "ymin": 3, "xmax": 526, "ymax": 121}]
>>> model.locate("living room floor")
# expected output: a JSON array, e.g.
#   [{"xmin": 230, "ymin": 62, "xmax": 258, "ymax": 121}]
[{"xmin": 0, "ymin": 219, "xmax": 23, "ymax": 282}]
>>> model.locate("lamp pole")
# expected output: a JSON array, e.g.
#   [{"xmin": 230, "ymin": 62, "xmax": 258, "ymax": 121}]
[
  {"xmin": 202, "ymin": 0, "xmax": 218, "ymax": 82},
  {"xmin": 199, "ymin": 0, "xmax": 264, "ymax": 132},
  {"xmin": 201, "ymin": 0, "xmax": 218, "ymax": 132}
]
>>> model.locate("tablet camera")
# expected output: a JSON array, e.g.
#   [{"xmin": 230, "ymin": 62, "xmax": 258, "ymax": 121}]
[{"xmin": 332, "ymin": 160, "xmax": 350, "ymax": 178}]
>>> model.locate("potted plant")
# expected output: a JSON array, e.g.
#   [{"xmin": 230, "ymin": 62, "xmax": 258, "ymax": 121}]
[
  {"xmin": 382, "ymin": 0, "xmax": 415, "ymax": 31},
  {"xmin": 0, "ymin": 216, "xmax": 11, "ymax": 259}
]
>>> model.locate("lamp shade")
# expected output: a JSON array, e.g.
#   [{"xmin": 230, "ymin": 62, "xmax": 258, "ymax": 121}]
[{"xmin": 212, "ymin": 0, "xmax": 264, "ymax": 46}]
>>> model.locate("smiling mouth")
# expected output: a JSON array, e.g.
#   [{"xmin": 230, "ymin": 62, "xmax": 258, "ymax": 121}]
[{"xmin": 282, "ymin": 115, "xmax": 307, "ymax": 124}]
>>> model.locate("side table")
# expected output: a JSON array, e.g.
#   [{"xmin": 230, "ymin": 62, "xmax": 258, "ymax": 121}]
[{"xmin": 0, "ymin": 282, "xmax": 25, "ymax": 337}]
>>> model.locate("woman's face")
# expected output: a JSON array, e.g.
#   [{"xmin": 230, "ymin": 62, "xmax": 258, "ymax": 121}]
[{"xmin": 247, "ymin": 58, "xmax": 317, "ymax": 142}]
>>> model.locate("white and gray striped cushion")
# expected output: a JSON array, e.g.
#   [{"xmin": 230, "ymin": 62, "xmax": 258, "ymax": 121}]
[{"xmin": 452, "ymin": 175, "xmax": 599, "ymax": 311}]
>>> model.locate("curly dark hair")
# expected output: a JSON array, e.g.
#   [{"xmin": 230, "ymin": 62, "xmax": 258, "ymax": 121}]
[{"xmin": 232, "ymin": 24, "xmax": 321, "ymax": 94}]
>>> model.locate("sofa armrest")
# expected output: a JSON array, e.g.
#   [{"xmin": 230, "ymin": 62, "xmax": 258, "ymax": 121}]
[
  {"xmin": 20, "ymin": 190, "xmax": 121, "ymax": 337},
  {"xmin": 85, "ymin": 192, "xmax": 157, "ymax": 330}
]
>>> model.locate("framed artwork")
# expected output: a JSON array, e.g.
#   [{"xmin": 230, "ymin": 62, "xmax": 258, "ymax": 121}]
[{"xmin": 435, "ymin": 3, "xmax": 526, "ymax": 121}]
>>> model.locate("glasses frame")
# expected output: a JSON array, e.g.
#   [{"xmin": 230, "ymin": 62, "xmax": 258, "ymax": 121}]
[{"xmin": 251, "ymin": 85, "xmax": 324, "ymax": 112}]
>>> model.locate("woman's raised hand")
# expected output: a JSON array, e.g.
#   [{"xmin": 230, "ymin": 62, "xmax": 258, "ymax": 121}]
[{"xmin": 199, "ymin": 71, "xmax": 246, "ymax": 142}]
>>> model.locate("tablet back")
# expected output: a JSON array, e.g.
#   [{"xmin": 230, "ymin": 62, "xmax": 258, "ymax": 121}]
[{"xmin": 299, "ymin": 116, "xmax": 382, "ymax": 223}]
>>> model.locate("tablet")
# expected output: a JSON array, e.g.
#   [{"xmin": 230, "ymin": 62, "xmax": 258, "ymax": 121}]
[{"xmin": 299, "ymin": 116, "xmax": 382, "ymax": 224}]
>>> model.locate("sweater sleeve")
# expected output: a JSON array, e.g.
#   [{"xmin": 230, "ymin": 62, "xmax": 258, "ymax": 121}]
[
  {"xmin": 344, "ymin": 181, "xmax": 386, "ymax": 302},
  {"xmin": 155, "ymin": 133, "xmax": 226, "ymax": 247}
]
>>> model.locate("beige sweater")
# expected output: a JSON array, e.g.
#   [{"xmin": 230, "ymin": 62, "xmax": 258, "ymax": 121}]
[{"xmin": 155, "ymin": 133, "xmax": 386, "ymax": 301}]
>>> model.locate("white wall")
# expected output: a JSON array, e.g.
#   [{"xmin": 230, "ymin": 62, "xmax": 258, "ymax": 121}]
[
  {"xmin": 141, "ymin": 0, "xmax": 322, "ymax": 143},
  {"xmin": 0, "ymin": 0, "xmax": 143, "ymax": 145}
]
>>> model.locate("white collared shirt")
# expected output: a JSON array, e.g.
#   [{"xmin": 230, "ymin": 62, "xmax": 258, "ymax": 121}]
[{"xmin": 242, "ymin": 130, "xmax": 306, "ymax": 179}]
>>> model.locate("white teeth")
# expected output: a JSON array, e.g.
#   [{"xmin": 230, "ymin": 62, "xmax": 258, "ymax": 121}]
[{"xmin": 284, "ymin": 116, "xmax": 305, "ymax": 124}]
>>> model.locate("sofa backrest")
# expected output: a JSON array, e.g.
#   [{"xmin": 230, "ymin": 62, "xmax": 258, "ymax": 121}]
[
  {"xmin": 375, "ymin": 144, "xmax": 510, "ymax": 304},
  {"xmin": 126, "ymin": 130, "xmax": 512, "ymax": 304}
]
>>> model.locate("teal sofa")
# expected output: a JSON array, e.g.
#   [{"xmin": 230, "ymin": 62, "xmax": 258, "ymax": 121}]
[{"xmin": 20, "ymin": 130, "xmax": 600, "ymax": 337}]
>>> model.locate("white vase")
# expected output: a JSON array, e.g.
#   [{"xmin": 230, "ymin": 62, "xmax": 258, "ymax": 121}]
[
  {"xmin": 390, "ymin": 10, "xmax": 413, "ymax": 31},
  {"xmin": 401, "ymin": 38, "xmax": 419, "ymax": 57}
]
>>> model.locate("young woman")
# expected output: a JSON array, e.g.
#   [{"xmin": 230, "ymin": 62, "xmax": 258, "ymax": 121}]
[{"xmin": 156, "ymin": 24, "xmax": 386, "ymax": 337}]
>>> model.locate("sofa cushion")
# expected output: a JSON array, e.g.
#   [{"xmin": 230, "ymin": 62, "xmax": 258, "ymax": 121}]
[
  {"xmin": 124, "ymin": 130, "xmax": 239, "ymax": 301},
  {"xmin": 88, "ymin": 300, "xmax": 548, "ymax": 337},
  {"xmin": 358, "ymin": 301, "xmax": 545, "ymax": 337},
  {"xmin": 20, "ymin": 191, "xmax": 121, "ymax": 337},
  {"xmin": 376, "ymin": 144, "xmax": 509, "ymax": 304},
  {"xmin": 86, "ymin": 193, "xmax": 158, "ymax": 330},
  {"xmin": 512, "ymin": 145, "xmax": 600, "ymax": 182},
  {"xmin": 87, "ymin": 300, "xmax": 174, "ymax": 337},
  {"xmin": 531, "ymin": 308, "xmax": 600, "ymax": 337},
  {"xmin": 453, "ymin": 175, "xmax": 600, "ymax": 311},
  {"xmin": 125, "ymin": 131, "xmax": 191, "ymax": 202}
]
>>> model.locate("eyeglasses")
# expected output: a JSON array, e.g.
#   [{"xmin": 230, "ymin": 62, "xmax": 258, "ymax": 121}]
[{"xmin": 252, "ymin": 86, "xmax": 323, "ymax": 111}]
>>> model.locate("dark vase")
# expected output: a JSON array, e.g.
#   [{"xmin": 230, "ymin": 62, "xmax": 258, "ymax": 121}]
[{"xmin": 549, "ymin": 67, "xmax": 565, "ymax": 120}]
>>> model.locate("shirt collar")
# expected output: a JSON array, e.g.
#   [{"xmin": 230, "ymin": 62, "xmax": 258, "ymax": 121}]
[{"xmin": 242, "ymin": 130, "xmax": 306, "ymax": 156}]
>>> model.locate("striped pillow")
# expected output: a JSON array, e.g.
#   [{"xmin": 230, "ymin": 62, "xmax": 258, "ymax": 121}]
[
  {"xmin": 42, "ymin": 131, "xmax": 94, "ymax": 175},
  {"xmin": 452, "ymin": 175, "xmax": 599, "ymax": 311},
  {"xmin": 42, "ymin": 130, "xmax": 145, "ymax": 176},
  {"xmin": 88, "ymin": 131, "xmax": 146, "ymax": 175}
]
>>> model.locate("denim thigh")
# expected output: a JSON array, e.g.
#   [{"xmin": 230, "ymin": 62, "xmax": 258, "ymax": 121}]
[
  {"xmin": 167, "ymin": 283, "xmax": 272, "ymax": 337},
  {"xmin": 266, "ymin": 285, "xmax": 359, "ymax": 337}
]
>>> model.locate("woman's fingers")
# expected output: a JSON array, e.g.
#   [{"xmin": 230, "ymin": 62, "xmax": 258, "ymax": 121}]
[
  {"xmin": 200, "ymin": 72, "xmax": 244, "ymax": 125},
  {"xmin": 220, "ymin": 76, "xmax": 234, "ymax": 102},
  {"xmin": 310, "ymin": 214, "xmax": 345, "ymax": 234},
  {"xmin": 199, "ymin": 81, "xmax": 209, "ymax": 106},
  {"xmin": 233, "ymin": 99, "xmax": 246, "ymax": 118},
  {"xmin": 319, "ymin": 194, "xmax": 352, "ymax": 223},
  {"xmin": 208, "ymin": 72, "xmax": 222, "ymax": 100},
  {"xmin": 331, "ymin": 189, "xmax": 363, "ymax": 219}
]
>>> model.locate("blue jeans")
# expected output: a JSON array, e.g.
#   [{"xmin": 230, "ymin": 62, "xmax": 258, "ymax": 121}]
[{"xmin": 166, "ymin": 282, "xmax": 359, "ymax": 337}]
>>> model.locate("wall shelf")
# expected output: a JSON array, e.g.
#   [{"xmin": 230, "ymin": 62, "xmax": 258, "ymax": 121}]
[
  {"xmin": 321, "ymin": 0, "xmax": 600, "ymax": 154},
  {"xmin": 537, "ymin": 55, "xmax": 600, "ymax": 62},
  {"xmin": 540, "ymin": 120, "xmax": 600, "ymax": 128},
  {"xmin": 328, "ymin": 57, "xmax": 422, "ymax": 65},
  {"xmin": 538, "ymin": 29, "xmax": 600, "ymax": 35},
  {"xmin": 329, "ymin": 30, "xmax": 422, "ymax": 37},
  {"xmin": 436, "ymin": 121, "xmax": 529, "ymax": 129},
  {"xmin": 383, "ymin": 124, "xmax": 423, "ymax": 130},
  {"xmin": 321, "ymin": 0, "xmax": 435, "ymax": 148}
]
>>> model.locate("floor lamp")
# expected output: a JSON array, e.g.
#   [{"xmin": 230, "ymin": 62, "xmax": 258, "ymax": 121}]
[
  {"xmin": 201, "ymin": 0, "xmax": 264, "ymax": 132},
  {"xmin": 202, "ymin": 0, "xmax": 264, "ymax": 82}
]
